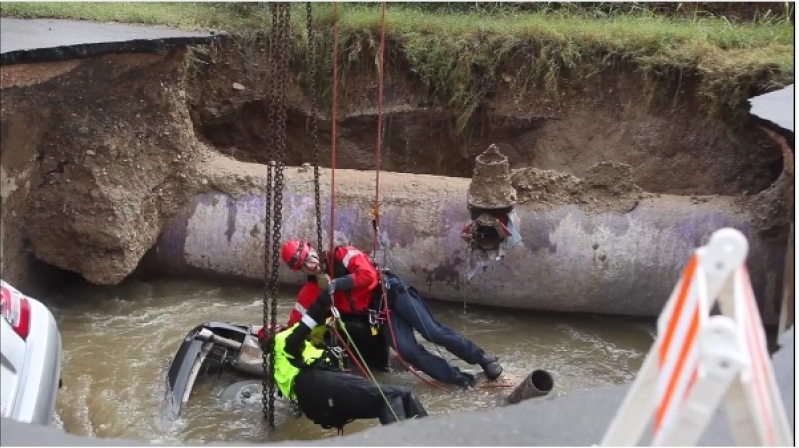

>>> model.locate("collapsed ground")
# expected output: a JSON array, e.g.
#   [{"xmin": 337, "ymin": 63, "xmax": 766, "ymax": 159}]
[{"xmin": 0, "ymin": 8, "xmax": 794, "ymax": 291}]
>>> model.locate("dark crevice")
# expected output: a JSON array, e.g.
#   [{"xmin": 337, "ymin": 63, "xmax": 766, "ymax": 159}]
[{"xmin": 22, "ymin": 254, "xmax": 87, "ymax": 299}]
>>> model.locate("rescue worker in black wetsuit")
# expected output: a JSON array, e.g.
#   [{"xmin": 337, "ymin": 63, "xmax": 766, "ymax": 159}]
[{"xmin": 269, "ymin": 287, "xmax": 428, "ymax": 431}]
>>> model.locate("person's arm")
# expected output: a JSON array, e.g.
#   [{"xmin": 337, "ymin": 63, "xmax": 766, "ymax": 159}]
[
  {"xmin": 287, "ymin": 282, "xmax": 322, "ymax": 327},
  {"xmin": 284, "ymin": 290, "xmax": 332, "ymax": 358},
  {"xmin": 329, "ymin": 247, "xmax": 379, "ymax": 292}
]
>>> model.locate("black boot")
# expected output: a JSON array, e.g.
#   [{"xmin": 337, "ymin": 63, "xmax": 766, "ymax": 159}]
[
  {"xmin": 480, "ymin": 355, "xmax": 503, "ymax": 381},
  {"xmin": 456, "ymin": 371, "xmax": 477, "ymax": 389}
]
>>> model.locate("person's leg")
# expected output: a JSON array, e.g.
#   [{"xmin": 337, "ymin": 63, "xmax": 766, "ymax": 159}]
[
  {"xmin": 375, "ymin": 384, "xmax": 428, "ymax": 424},
  {"xmin": 338, "ymin": 314, "xmax": 390, "ymax": 371},
  {"xmin": 388, "ymin": 281, "xmax": 503, "ymax": 379},
  {"xmin": 294, "ymin": 369, "xmax": 385, "ymax": 428},
  {"xmin": 380, "ymin": 307, "xmax": 474, "ymax": 387}
]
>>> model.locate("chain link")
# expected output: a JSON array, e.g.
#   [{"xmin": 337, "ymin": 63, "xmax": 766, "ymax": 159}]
[
  {"xmin": 261, "ymin": 3, "xmax": 278, "ymax": 424},
  {"xmin": 263, "ymin": 2, "xmax": 292, "ymax": 429},
  {"xmin": 306, "ymin": 3, "xmax": 324, "ymax": 256},
  {"xmin": 270, "ymin": 2, "xmax": 291, "ymax": 430}
]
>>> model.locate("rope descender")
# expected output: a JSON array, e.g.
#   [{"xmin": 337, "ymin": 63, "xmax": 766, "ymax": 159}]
[{"xmin": 330, "ymin": 305, "xmax": 341, "ymax": 320}]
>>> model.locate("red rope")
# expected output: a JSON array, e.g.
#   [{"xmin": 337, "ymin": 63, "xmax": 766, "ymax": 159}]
[
  {"xmin": 381, "ymin": 284, "xmax": 450, "ymax": 392},
  {"xmin": 388, "ymin": 317, "xmax": 450, "ymax": 392},
  {"xmin": 324, "ymin": 2, "xmax": 440, "ymax": 392},
  {"xmin": 367, "ymin": 4, "xmax": 448, "ymax": 392},
  {"xmin": 329, "ymin": 2, "xmax": 339, "ymax": 276},
  {"xmin": 371, "ymin": 1, "xmax": 387, "ymax": 256}
]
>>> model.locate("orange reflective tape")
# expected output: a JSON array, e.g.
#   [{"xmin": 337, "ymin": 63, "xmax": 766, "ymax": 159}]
[
  {"xmin": 659, "ymin": 255, "xmax": 699, "ymax": 363},
  {"xmin": 656, "ymin": 305, "xmax": 701, "ymax": 432},
  {"xmin": 682, "ymin": 367, "xmax": 699, "ymax": 401}
]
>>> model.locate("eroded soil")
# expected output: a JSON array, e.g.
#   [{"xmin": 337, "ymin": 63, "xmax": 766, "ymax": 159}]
[{"xmin": 186, "ymin": 38, "xmax": 784, "ymax": 197}]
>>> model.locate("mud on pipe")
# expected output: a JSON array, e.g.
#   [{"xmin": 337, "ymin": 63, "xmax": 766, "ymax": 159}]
[{"xmin": 140, "ymin": 164, "xmax": 785, "ymax": 323}]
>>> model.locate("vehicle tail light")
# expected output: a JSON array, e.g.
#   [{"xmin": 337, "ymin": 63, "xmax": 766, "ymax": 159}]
[{"xmin": 1, "ymin": 281, "xmax": 31, "ymax": 340}]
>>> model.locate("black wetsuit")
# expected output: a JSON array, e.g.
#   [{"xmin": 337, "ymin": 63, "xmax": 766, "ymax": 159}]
[
  {"xmin": 282, "ymin": 292, "xmax": 428, "ymax": 430},
  {"xmin": 293, "ymin": 367, "xmax": 428, "ymax": 429}
]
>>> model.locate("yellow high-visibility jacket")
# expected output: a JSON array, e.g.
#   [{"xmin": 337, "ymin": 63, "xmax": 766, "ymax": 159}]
[{"xmin": 272, "ymin": 323, "xmax": 329, "ymax": 400}]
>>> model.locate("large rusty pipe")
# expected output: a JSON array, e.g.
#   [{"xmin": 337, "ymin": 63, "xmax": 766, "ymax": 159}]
[
  {"xmin": 505, "ymin": 370, "xmax": 555, "ymax": 404},
  {"xmin": 143, "ymin": 166, "xmax": 785, "ymax": 321}
]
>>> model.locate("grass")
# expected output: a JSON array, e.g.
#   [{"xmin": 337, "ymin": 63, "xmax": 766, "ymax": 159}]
[{"xmin": 1, "ymin": 2, "xmax": 794, "ymax": 128}]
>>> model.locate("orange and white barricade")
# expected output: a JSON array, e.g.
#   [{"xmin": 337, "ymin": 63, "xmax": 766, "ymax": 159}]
[{"xmin": 600, "ymin": 228, "xmax": 793, "ymax": 446}]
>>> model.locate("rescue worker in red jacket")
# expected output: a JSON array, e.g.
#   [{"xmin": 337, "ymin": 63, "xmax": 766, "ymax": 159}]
[
  {"xmin": 284, "ymin": 249, "xmax": 391, "ymax": 371},
  {"xmin": 281, "ymin": 239, "xmax": 504, "ymax": 389}
]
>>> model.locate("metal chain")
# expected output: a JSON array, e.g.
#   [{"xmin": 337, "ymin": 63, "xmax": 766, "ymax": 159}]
[
  {"xmin": 261, "ymin": 2, "xmax": 278, "ymax": 424},
  {"xmin": 269, "ymin": 3, "xmax": 291, "ymax": 428},
  {"xmin": 263, "ymin": 2, "xmax": 292, "ymax": 429},
  {"xmin": 307, "ymin": 3, "xmax": 323, "ymax": 256}
]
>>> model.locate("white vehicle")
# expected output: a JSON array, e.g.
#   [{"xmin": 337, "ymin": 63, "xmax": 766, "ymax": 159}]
[{"xmin": 0, "ymin": 279, "xmax": 62, "ymax": 425}]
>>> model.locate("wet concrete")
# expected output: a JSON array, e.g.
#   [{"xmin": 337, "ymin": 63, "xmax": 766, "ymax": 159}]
[
  {"xmin": 142, "ymin": 170, "xmax": 785, "ymax": 323},
  {"xmin": 0, "ymin": 18, "xmax": 216, "ymax": 64},
  {"xmin": 2, "ymin": 327, "xmax": 793, "ymax": 446}
]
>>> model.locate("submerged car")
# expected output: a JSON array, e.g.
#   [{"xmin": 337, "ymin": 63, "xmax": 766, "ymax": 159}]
[
  {"xmin": 165, "ymin": 317, "xmax": 554, "ymax": 418},
  {"xmin": 165, "ymin": 316, "xmax": 389, "ymax": 417},
  {"xmin": 0, "ymin": 280, "xmax": 63, "ymax": 425}
]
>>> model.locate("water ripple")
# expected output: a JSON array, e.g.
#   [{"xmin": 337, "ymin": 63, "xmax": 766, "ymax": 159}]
[{"xmin": 52, "ymin": 279, "xmax": 652, "ymax": 444}]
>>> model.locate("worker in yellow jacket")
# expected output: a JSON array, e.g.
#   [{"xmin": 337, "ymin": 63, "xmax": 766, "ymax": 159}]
[{"xmin": 266, "ymin": 288, "xmax": 428, "ymax": 431}]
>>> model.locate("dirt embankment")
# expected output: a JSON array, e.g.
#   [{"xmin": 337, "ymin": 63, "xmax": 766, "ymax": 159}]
[
  {"xmin": 1, "ymin": 51, "xmax": 209, "ymax": 285},
  {"xmin": 0, "ymin": 35, "xmax": 792, "ymax": 289},
  {"xmin": 186, "ymin": 37, "xmax": 784, "ymax": 197}
]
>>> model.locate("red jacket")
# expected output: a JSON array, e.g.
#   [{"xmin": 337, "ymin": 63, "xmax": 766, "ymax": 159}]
[{"xmin": 287, "ymin": 245, "xmax": 379, "ymax": 326}]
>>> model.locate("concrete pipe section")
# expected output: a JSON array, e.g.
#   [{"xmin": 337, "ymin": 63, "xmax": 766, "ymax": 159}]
[{"xmin": 143, "ymin": 163, "xmax": 785, "ymax": 323}]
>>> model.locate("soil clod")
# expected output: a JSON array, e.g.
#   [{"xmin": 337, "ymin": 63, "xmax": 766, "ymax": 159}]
[
  {"xmin": 511, "ymin": 161, "xmax": 649, "ymax": 214},
  {"xmin": 467, "ymin": 144, "xmax": 517, "ymax": 210}
]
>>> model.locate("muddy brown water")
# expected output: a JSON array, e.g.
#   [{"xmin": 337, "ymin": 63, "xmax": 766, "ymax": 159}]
[{"xmin": 44, "ymin": 278, "xmax": 655, "ymax": 444}]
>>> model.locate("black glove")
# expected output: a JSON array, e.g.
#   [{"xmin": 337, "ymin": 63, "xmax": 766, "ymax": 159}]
[
  {"xmin": 314, "ymin": 290, "xmax": 333, "ymax": 310},
  {"xmin": 284, "ymin": 324, "xmax": 311, "ymax": 361},
  {"xmin": 284, "ymin": 291, "xmax": 332, "ymax": 360}
]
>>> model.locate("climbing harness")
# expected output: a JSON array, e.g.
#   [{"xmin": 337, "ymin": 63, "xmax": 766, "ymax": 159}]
[
  {"xmin": 338, "ymin": 1, "xmax": 449, "ymax": 393},
  {"xmin": 261, "ymin": 2, "xmax": 292, "ymax": 429},
  {"xmin": 310, "ymin": 5, "xmax": 509, "ymax": 429},
  {"xmin": 352, "ymin": 12, "xmax": 502, "ymax": 388}
]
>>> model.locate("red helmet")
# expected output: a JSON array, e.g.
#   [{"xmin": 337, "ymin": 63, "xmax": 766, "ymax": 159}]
[{"xmin": 281, "ymin": 239, "xmax": 313, "ymax": 271}]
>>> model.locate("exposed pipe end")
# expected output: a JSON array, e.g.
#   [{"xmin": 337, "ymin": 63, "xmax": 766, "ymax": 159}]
[{"xmin": 505, "ymin": 369, "xmax": 555, "ymax": 405}]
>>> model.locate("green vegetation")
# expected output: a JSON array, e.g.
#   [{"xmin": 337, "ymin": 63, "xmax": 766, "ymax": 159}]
[{"xmin": 2, "ymin": 2, "xmax": 793, "ymax": 128}]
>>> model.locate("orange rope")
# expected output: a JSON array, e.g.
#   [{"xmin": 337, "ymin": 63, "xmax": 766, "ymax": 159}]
[
  {"xmin": 329, "ymin": 2, "xmax": 339, "ymax": 276},
  {"xmin": 369, "ymin": 3, "xmax": 447, "ymax": 393},
  {"xmin": 371, "ymin": 1, "xmax": 387, "ymax": 256}
]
